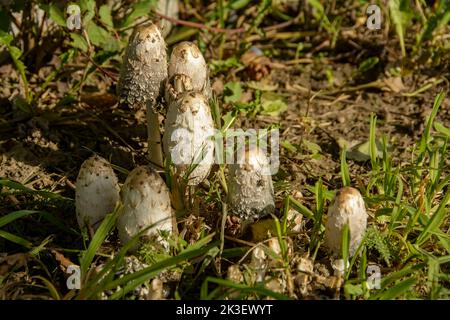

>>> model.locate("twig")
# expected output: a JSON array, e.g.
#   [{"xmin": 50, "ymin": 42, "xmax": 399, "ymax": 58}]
[
  {"xmin": 82, "ymin": 53, "xmax": 118, "ymax": 82},
  {"xmin": 155, "ymin": 11, "xmax": 245, "ymax": 34}
]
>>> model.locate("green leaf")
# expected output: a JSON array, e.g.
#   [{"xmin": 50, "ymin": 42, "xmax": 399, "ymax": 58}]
[
  {"xmin": 358, "ymin": 57, "xmax": 379, "ymax": 73},
  {"xmin": 99, "ymin": 5, "xmax": 114, "ymax": 29},
  {"xmin": 70, "ymin": 33, "xmax": 88, "ymax": 52},
  {"xmin": 434, "ymin": 122, "xmax": 450, "ymax": 138},
  {"xmin": 416, "ymin": 189, "xmax": 450, "ymax": 246},
  {"xmin": 108, "ymin": 242, "xmax": 219, "ymax": 299},
  {"xmin": 224, "ymin": 81, "xmax": 243, "ymax": 103},
  {"xmin": 375, "ymin": 277, "xmax": 416, "ymax": 300},
  {"xmin": 0, "ymin": 30, "xmax": 13, "ymax": 45},
  {"xmin": 0, "ymin": 179, "xmax": 71, "ymax": 201},
  {"xmin": 340, "ymin": 146, "xmax": 351, "ymax": 187},
  {"xmin": 0, "ymin": 230, "xmax": 32, "ymax": 248},
  {"xmin": 80, "ymin": 206, "xmax": 120, "ymax": 278},
  {"xmin": 86, "ymin": 21, "xmax": 118, "ymax": 51},
  {"xmin": 389, "ymin": 0, "xmax": 413, "ymax": 57},
  {"xmin": 48, "ymin": 4, "xmax": 67, "ymax": 27},
  {"xmin": 260, "ymin": 92, "xmax": 287, "ymax": 116},
  {"xmin": 281, "ymin": 140, "xmax": 297, "ymax": 153},
  {"xmin": 80, "ymin": 0, "xmax": 96, "ymax": 25},
  {"xmin": 121, "ymin": 0, "xmax": 157, "ymax": 28},
  {"xmin": 418, "ymin": 91, "xmax": 445, "ymax": 162},
  {"xmin": 0, "ymin": 210, "xmax": 40, "ymax": 228},
  {"xmin": 341, "ymin": 223, "xmax": 350, "ymax": 264}
]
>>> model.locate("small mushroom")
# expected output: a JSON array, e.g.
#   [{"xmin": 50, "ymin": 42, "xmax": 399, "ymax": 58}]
[
  {"xmin": 163, "ymin": 92, "xmax": 215, "ymax": 186},
  {"xmin": 75, "ymin": 155, "xmax": 120, "ymax": 231},
  {"xmin": 167, "ymin": 41, "xmax": 211, "ymax": 100},
  {"xmin": 227, "ymin": 146, "xmax": 275, "ymax": 227},
  {"xmin": 325, "ymin": 187, "xmax": 368, "ymax": 257},
  {"xmin": 117, "ymin": 23, "xmax": 168, "ymax": 167},
  {"xmin": 117, "ymin": 166, "xmax": 174, "ymax": 250}
]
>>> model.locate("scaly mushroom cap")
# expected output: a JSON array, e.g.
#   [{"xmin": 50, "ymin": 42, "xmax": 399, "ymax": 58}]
[
  {"xmin": 118, "ymin": 23, "xmax": 168, "ymax": 110},
  {"xmin": 163, "ymin": 92, "xmax": 215, "ymax": 186},
  {"xmin": 325, "ymin": 187, "xmax": 367, "ymax": 257},
  {"xmin": 168, "ymin": 41, "xmax": 211, "ymax": 99},
  {"xmin": 117, "ymin": 166, "xmax": 174, "ymax": 250},
  {"xmin": 75, "ymin": 155, "xmax": 120, "ymax": 230},
  {"xmin": 227, "ymin": 146, "xmax": 275, "ymax": 223}
]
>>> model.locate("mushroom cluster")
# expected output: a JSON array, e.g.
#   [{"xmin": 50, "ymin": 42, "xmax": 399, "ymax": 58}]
[{"xmin": 75, "ymin": 14, "xmax": 371, "ymax": 299}]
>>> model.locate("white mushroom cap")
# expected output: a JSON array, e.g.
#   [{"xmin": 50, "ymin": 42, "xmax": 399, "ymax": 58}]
[
  {"xmin": 75, "ymin": 155, "xmax": 120, "ymax": 230},
  {"xmin": 118, "ymin": 23, "xmax": 168, "ymax": 109},
  {"xmin": 163, "ymin": 92, "xmax": 215, "ymax": 186},
  {"xmin": 168, "ymin": 41, "xmax": 211, "ymax": 99},
  {"xmin": 325, "ymin": 187, "xmax": 368, "ymax": 257},
  {"xmin": 227, "ymin": 146, "xmax": 275, "ymax": 223},
  {"xmin": 117, "ymin": 166, "xmax": 174, "ymax": 250}
]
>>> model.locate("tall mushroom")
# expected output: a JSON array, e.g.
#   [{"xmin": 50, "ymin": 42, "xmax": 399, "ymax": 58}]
[
  {"xmin": 325, "ymin": 187, "xmax": 367, "ymax": 257},
  {"xmin": 162, "ymin": 92, "xmax": 215, "ymax": 186},
  {"xmin": 117, "ymin": 23, "xmax": 167, "ymax": 168},
  {"xmin": 117, "ymin": 166, "xmax": 174, "ymax": 251},
  {"xmin": 75, "ymin": 155, "xmax": 120, "ymax": 231},
  {"xmin": 227, "ymin": 146, "xmax": 275, "ymax": 230}
]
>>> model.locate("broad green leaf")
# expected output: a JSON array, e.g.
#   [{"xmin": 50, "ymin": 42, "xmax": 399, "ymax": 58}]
[
  {"xmin": 224, "ymin": 81, "xmax": 243, "ymax": 103},
  {"xmin": 121, "ymin": 0, "xmax": 157, "ymax": 28},
  {"xmin": 86, "ymin": 21, "xmax": 118, "ymax": 51},
  {"xmin": 99, "ymin": 5, "xmax": 114, "ymax": 29},
  {"xmin": 48, "ymin": 4, "xmax": 67, "ymax": 27},
  {"xmin": 70, "ymin": 33, "xmax": 88, "ymax": 52},
  {"xmin": 260, "ymin": 92, "xmax": 288, "ymax": 116}
]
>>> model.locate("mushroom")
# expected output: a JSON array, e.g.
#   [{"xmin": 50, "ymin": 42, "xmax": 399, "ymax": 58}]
[
  {"xmin": 227, "ymin": 146, "xmax": 275, "ymax": 228},
  {"xmin": 117, "ymin": 166, "xmax": 174, "ymax": 250},
  {"xmin": 325, "ymin": 187, "xmax": 368, "ymax": 257},
  {"xmin": 117, "ymin": 23, "xmax": 168, "ymax": 167},
  {"xmin": 162, "ymin": 92, "xmax": 215, "ymax": 186},
  {"xmin": 75, "ymin": 155, "xmax": 120, "ymax": 231},
  {"xmin": 167, "ymin": 41, "xmax": 211, "ymax": 101}
]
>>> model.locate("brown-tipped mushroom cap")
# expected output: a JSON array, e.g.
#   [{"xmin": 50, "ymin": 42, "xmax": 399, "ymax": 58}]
[
  {"xmin": 168, "ymin": 41, "xmax": 211, "ymax": 99},
  {"xmin": 118, "ymin": 23, "xmax": 168, "ymax": 110},
  {"xmin": 117, "ymin": 166, "xmax": 174, "ymax": 251},
  {"xmin": 75, "ymin": 155, "xmax": 120, "ymax": 230},
  {"xmin": 227, "ymin": 146, "xmax": 275, "ymax": 224},
  {"xmin": 325, "ymin": 187, "xmax": 367, "ymax": 257}
]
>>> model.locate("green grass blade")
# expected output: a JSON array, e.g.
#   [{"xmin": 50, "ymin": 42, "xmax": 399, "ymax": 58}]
[
  {"xmin": 340, "ymin": 146, "xmax": 351, "ymax": 187},
  {"xmin": 418, "ymin": 91, "xmax": 445, "ymax": 162},
  {"xmin": 80, "ymin": 205, "xmax": 120, "ymax": 278},
  {"xmin": 0, "ymin": 210, "xmax": 40, "ymax": 228},
  {"xmin": 416, "ymin": 189, "xmax": 450, "ymax": 245},
  {"xmin": 374, "ymin": 277, "xmax": 416, "ymax": 300},
  {"xmin": 0, "ymin": 230, "xmax": 33, "ymax": 248}
]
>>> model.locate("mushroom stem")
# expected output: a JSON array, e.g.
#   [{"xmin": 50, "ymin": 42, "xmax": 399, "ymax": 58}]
[{"xmin": 146, "ymin": 101, "xmax": 164, "ymax": 168}]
